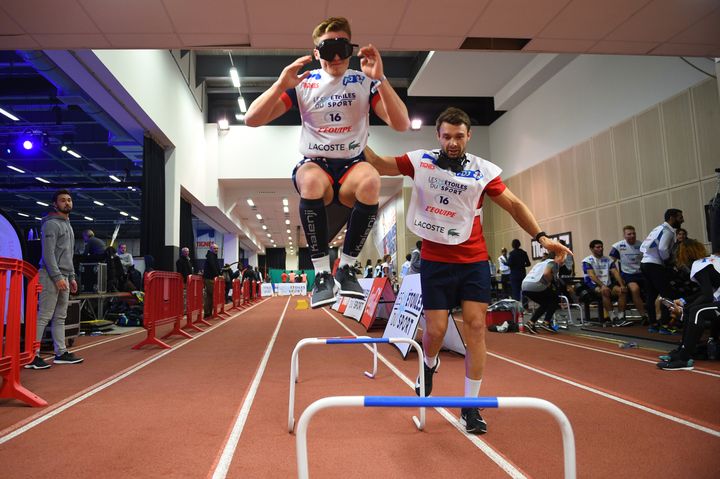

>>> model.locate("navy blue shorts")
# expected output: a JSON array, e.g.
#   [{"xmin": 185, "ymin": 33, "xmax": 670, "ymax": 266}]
[
  {"xmin": 420, "ymin": 259, "xmax": 491, "ymax": 310},
  {"xmin": 621, "ymin": 272, "xmax": 644, "ymax": 286},
  {"xmin": 291, "ymin": 153, "xmax": 365, "ymax": 203}
]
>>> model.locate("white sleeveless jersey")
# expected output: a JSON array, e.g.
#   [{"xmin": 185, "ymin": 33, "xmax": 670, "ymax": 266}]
[
  {"xmin": 690, "ymin": 254, "xmax": 720, "ymax": 301},
  {"xmin": 640, "ymin": 222, "xmax": 675, "ymax": 265},
  {"xmin": 522, "ymin": 259, "xmax": 557, "ymax": 292},
  {"xmin": 293, "ymin": 68, "xmax": 378, "ymax": 159},
  {"xmin": 582, "ymin": 255, "xmax": 613, "ymax": 286},
  {"xmin": 405, "ymin": 150, "xmax": 502, "ymax": 245},
  {"xmin": 611, "ymin": 239, "xmax": 642, "ymax": 274}
]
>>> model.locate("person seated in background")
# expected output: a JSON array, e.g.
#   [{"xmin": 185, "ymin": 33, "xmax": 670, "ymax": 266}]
[
  {"xmin": 609, "ymin": 225, "xmax": 648, "ymax": 324},
  {"xmin": 582, "ymin": 240, "xmax": 631, "ymax": 326},
  {"xmin": 668, "ymin": 238, "xmax": 708, "ymax": 330},
  {"xmin": 657, "ymin": 246, "xmax": 720, "ymax": 371},
  {"xmin": 522, "ymin": 251, "xmax": 563, "ymax": 334},
  {"xmin": 82, "ymin": 229, "xmax": 106, "ymax": 256},
  {"xmin": 117, "ymin": 243, "xmax": 134, "ymax": 273}
]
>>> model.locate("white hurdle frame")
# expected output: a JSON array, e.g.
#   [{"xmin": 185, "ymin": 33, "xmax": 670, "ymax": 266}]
[
  {"xmin": 288, "ymin": 336, "xmax": 425, "ymax": 433},
  {"xmin": 296, "ymin": 396, "xmax": 576, "ymax": 479}
]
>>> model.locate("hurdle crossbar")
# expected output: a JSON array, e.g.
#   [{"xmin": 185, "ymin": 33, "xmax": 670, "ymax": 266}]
[
  {"xmin": 288, "ymin": 337, "xmax": 425, "ymax": 433},
  {"xmin": 296, "ymin": 396, "xmax": 576, "ymax": 479}
]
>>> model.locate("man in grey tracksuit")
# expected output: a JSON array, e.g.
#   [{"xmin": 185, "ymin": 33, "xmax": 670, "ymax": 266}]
[{"xmin": 25, "ymin": 189, "xmax": 84, "ymax": 369}]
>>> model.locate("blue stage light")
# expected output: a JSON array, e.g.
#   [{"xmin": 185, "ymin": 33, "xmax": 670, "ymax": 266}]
[{"xmin": 22, "ymin": 139, "xmax": 34, "ymax": 150}]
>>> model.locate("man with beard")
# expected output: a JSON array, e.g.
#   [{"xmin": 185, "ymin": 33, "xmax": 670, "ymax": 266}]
[
  {"xmin": 364, "ymin": 107, "xmax": 571, "ymax": 434},
  {"xmin": 25, "ymin": 189, "xmax": 83, "ymax": 369},
  {"xmin": 640, "ymin": 209, "xmax": 684, "ymax": 333},
  {"xmin": 245, "ymin": 16, "xmax": 410, "ymax": 308}
]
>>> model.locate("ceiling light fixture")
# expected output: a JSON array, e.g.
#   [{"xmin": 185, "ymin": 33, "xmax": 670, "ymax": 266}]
[
  {"xmin": 17, "ymin": 212, "xmax": 29, "ymax": 217},
  {"xmin": 35, "ymin": 177, "xmax": 50, "ymax": 184},
  {"xmin": 93, "ymin": 200, "xmax": 104, "ymax": 206},
  {"xmin": 238, "ymin": 96, "xmax": 247, "ymax": 113},
  {"xmin": 109, "ymin": 175, "xmax": 121, "ymax": 182},
  {"xmin": 247, "ymin": 198, "xmax": 255, "ymax": 207},
  {"xmin": 119, "ymin": 211, "xmax": 129, "ymax": 217},
  {"xmin": 229, "ymin": 66, "xmax": 241, "ymax": 88},
  {"xmin": 131, "ymin": 216, "xmax": 139, "ymax": 221},
  {"xmin": 266, "ymin": 233, "xmax": 271, "ymax": 237},
  {"xmin": 61, "ymin": 145, "xmax": 68, "ymax": 152},
  {"xmin": 282, "ymin": 198, "xmax": 288, "ymax": 206},
  {"xmin": 218, "ymin": 118, "xmax": 230, "ymax": 130},
  {"xmin": 7, "ymin": 165, "xmax": 25, "ymax": 173},
  {"xmin": 256, "ymin": 213, "xmax": 262, "ymax": 220},
  {"xmin": 283, "ymin": 206, "xmax": 289, "ymax": 213},
  {"xmin": 36, "ymin": 201, "xmax": 48, "ymax": 207},
  {"xmin": 0, "ymin": 107, "xmax": 20, "ymax": 121},
  {"xmin": 285, "ymin": 219, "xmax": 290, "ymax": 225},
  {"xmin": 262, "ymin": 225, "xmax": 267, "ymax": 230},
  {"xmin": 66, "ymin": 149, "xmax": 81, "ymax": 158},
  {"xmin": 84, "ymin": 216, "xmax": 94, "ymax": 221},
  {"xmin": 411, "ymin": 118, "xmax": 422, "ymax": 130}
]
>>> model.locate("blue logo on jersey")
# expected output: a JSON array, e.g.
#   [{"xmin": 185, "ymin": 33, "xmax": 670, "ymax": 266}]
[
  {"xmin": 308, "ymin": 72, "xmax": 322, "ymax": 80},
  {"xmin": 455, "ymin": 169, "xmax": 484, "ymax": 180},
  {"xmin": 343, "ymin": 74, "xmax": 365, "ymax": 86}
]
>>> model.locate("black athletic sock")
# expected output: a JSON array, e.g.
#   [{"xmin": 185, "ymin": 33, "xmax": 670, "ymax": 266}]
[
  {"xmin": 343, "ymin": 200, "xmax": 378, "ymax": 257},
  {"xmin": 299, "ymin": 197, "xmax": 329, "ymax": 258}
]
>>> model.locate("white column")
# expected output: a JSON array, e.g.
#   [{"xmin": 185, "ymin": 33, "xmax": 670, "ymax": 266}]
[{"xmin": 223, "ymin": 234, "xmax": 239, "ymax": 266}]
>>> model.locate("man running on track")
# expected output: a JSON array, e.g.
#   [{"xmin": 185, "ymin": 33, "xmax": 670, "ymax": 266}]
[{"xmin": 245, "ymin": 16, "xmax": 410, "ymax": 308}]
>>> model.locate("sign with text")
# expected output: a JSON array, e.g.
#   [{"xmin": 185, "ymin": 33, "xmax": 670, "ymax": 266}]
[
  {"xmin": 382, "ymin": 274, "xmax": 423, "ymax": 358},
  {"xmin": 343, "ymin": 298, "xmax": 367, "ymax": 321},
  {"xmin": 531, "ymin": 231, "xmax": 572, "ymax": 260},
  {"xmin": 360, "ymin": 277, "xmax": 395, "ymax": 330},
  {"xmin": 275, "ymin": 283, "xmax": 307, "ymax": 296},
  {"xmin": 261, "ymin": 283, "xmax": 273, "ymax": 297}
]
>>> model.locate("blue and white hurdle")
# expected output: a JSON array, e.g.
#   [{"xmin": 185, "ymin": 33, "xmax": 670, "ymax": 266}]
[
  {"xmin": 296, "ymin": 396, "xmax": 577, "ymax": 479},
  {"xmin": 288, "ymin": 336, "xmax": 426, "ymax": 433}
]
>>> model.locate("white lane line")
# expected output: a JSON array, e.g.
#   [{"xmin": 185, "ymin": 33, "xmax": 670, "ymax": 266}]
[
  {"xmin": 486, "ymin": 350, "xmax": 720, "ymax": 438},
  {"xmin": 521, "ymin": 334, "xmax": 720, "ymax": 379},
  {"xmin": 210, "ymin": 296, "xmax": 292, "ymax": 479},
  {"xmin": 0, "ymin": 299, "xmax": 269, "ymax": 445},
  {"xmin": 322, "ymin": 308, "xmax": 527, "ymax": 479}
]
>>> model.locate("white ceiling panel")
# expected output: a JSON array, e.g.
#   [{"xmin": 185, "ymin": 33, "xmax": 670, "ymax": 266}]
[
  {"xmin": 2, "ymin": 0, "xmax": 98, "ymax": 34},
  {"xmin": 469, "ymin": 0, "xmax": 568, "ymax": 38},
  {"xmin": 540, "ymin": 0, "xmax": 649, "ymax": 40},
  {"xmin": 650, "ymin": 42, "xmax": 720, "ymax": 57},
  {"xmin": 105, "ymin": 33, "xmax": 183, "ymax": 49},
  {"xmin": 79, "ymin": 0, "xmax": 174, "ymax": 34},
  {"xmin": 391, "ymin": 35, "xmax": 463, "ymax": 51},
  {"xmin": 245, "ymin": 0, "xmax": 327, "ymax": 35},
  {"xmin": 249, "ymin": 34, "xmax": 314, "ymax": 49},
  {"xmin": 327, "ymin": 0, "xmax": 407, "ymax": 35},
  {"xmin": 525, "ymin": 37, "xmax": 597, "ymax": 53},
  {"xmin": 397, "ymin": 0, "xmax": 488, "ymax": 36},
  {"xmin": 0, "ymin": 7, "xmax": 23, "ymax": 35},
  {"xmin": 408, "ymin": 51, "xmax": 536, "ymax": 97},
  {"xmin": 32, "ymin": 34, "xmax": 112, "ymax": 49},
  {"xmin": 606, "ymin": 0, "xmax": 718, "ymax": 42},
  {"xmin": 164, "ymin": 0, "xmax": 250, "ymax": 34},
  {"xmin": 589, "ymin": 40, "xmax": 658, "ymax": 55},
  {"xmin": 669, "ymin": 7, "xmax": 720, "ymax": 45},
  {"xmin": 0, "ymin": 35, "xmax": 39, "ymax": 49}
]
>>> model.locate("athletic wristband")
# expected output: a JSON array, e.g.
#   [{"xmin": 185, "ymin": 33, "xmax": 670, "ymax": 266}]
[
  {"xmin": 375, "ymin": 75, "xmax": 387, "ymax": 84},
  {"xmin": 534, "ymin": 231, "xmax": 548, "ymax": 242}
]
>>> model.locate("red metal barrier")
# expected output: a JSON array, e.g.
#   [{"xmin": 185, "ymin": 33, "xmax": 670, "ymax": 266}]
[
  {"xmin": 255, "ymin": 281, "xmax": 262, "ymax": 301},
  {"xmin": 132, "ymin": 271, "xmax": 190, "ymax": 349},
  {"xmin": 242, "ymin": 279, "xmax": 251, "ymax": 304},
  {"xmin": 0, "ymin": 258, "xmax": 47, "ymax": 407},
  {"xmin": 183, "ymin": 275, "xmax": 206, "ymax": 332},
  {"xmin": 231, "ymin": 278, "xmax": 244, "ymax": 310},
  {"xmin": 213, "ymin": 277, "xmax": 231, "ymax": 319}
]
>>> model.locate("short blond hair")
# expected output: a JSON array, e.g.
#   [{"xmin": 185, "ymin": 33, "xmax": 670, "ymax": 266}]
[{"xmin": 312, "ymin": 17, "xmax": 351, "ymax": 44}]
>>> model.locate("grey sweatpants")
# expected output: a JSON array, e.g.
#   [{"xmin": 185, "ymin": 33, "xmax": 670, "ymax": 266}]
[{"xmin": 36, "ymin": 269, "xmax": 70, "ymax": 355}]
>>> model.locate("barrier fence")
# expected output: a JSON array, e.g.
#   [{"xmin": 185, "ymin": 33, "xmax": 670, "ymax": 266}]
[
  {"xmin": 0, "ymin": 258, "xmax": 47, "ymax": 407},
  {"xmin": 132, "ymin": 271, "xmax": 190, "ymax": 350},
  {"xmin": 296, "ymin": 396, "xmax": 576, "ymax": 479},
  {"xmin": 212, "ymin": 277, "xmax": 231, "ymax": 319},
  {"xmin": 231, "ymin": 278, "xmax": 243, "ymax": 310},
  {"xmin": 183, "ymin": 275, "xmax": 206, "ymax": 331},
  {"xmin": 288, "ymin": 336, "xmax": 426, "ymax": 432}
]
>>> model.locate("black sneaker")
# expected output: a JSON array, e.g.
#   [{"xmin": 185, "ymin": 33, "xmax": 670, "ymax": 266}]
[
  {"xmin": 460, "ymin": 407, "xmax": 487, "ymax": 434},
  {"xmin": 24, "ymin": 355, "xmax": 51, "ymax": 369},
  {"xmin": 415, "ymin": 357, "xmax": 440, "ymax": 397},
  {"xmin": 524, "ymin": 321, "xmax": 537, "ymax": 334},
  {"xmin": 54, "ymin": 351, "xmax": 84, "ymax": 364},
  {"xmin": 310, "ymin": 271, "xmax": 339, "ymax": 308},
  {"xmin": 537, "ymin": 321, "xmax": 558, "ymax": 333},
  {"xmin": 657, "ymin": 358, "xmax": 694, "ymax": 371},
  {"xmin": 335, "ymin": 265, "xmax": 365, "ymax": 298}
]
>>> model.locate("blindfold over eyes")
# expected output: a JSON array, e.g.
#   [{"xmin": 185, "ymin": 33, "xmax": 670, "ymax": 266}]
[{"xmin": 316, "ymin": 37, "xmax": 358, "ymax": 61}]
